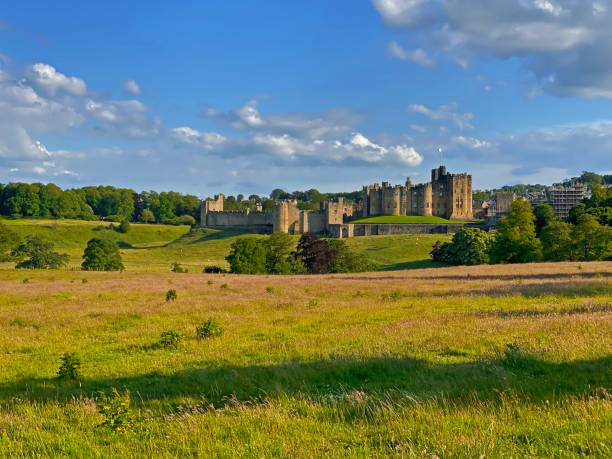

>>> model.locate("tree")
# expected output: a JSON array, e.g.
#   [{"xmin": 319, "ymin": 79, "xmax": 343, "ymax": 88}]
[
  {"xmin": 270, "ymin": 188, "xmax": 287, "ymax": 200},
  {"xmin": 11, "ymin": 235, "xmax": 69, "ymax": 269},
  {"xmin": 489, "ymin": 200, "xmax": 542, "ymax": 264},
  {"xmin": 540, "ymin": 221, "xmax": 573, "ymax": 261},
  {"xmin": 81, "ymin": 238, "xmax": 124, "ymax": 271},
  {"xmin": 533, "ymin": 204, "xmax": 555, "ymax": 234},
  {"xmin": 117, "ymin": 219, "xmax": 131, "ymax": 233},
  {"xmin": 294, "ymin": 233, "xmax": 337, "ymax": 274},
  {"xmin": 571, "ymin": 214, "xmax": 612, "ymax": 261},
  {"xmin": 262, "ymin": 232, "xmax": 303, "ymax": 274},
  {"xmin": 226, "ymin": 238, "xmax": 267, "ymax": 274},
  {"xmin": 568, "ymin": 203, "xmax": 587, "ymax": 225},
  {"xmin": 328, "ymin": 239, "xmax": 375, "ymax": 272},
  {"xmin": 140, "ymin": 208, "xmax": 155, "ymax": 223},
  {"xmin": 0, "ymin": 223, "xmax": 20, "ymax": 262},
  {"xmin": 430, "ymin": 228, "xmax": 493, "ymax": 265}
]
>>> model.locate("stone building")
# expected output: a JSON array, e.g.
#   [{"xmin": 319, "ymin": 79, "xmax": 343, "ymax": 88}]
[
  {"xmin": 362, "ymin": 166, "xmax": 473, "ymax": 220},
  {"xmin": 548, "ymin": 183, "xmax": 586, "ymax": 218},
  {"xmin": 200, "ymin": 195, "xmax": 353, "ymax": 235}
]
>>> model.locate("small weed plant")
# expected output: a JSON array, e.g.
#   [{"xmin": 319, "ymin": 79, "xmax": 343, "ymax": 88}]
[
  {"xmin": 171, "ymin": 262, "xmax": 188, "ymax": 273},
  {"xmin": 57, "ymin": 353, "xmax": 81, "ymax": 381},
  {"xmin": 382, "ymin": 290, "xmax": 402, "ymax": 302},
  {"xmin": 22, "ymin": 278, "xmax": 29, "ymax": 284},
  {"xmin": 166, "ymin": 289, "xmax": 177, "ymax": 301},
  {"xmin": 82, "ymin": 278, "xmax": 88, "ymax": 283},
  {"xmin": 308, "ymin": 299, "xmax": 319, "ymax": 308},
  {"xmin": 196, "ymin": 318, "xmax": 224, "ymax": 339},
  {"xmin": 97, "ymin": 388, "xmax": 132, "ymax": 432},
  {"xmin": 266, "ymin": 286, "xmax": 274, "ymax": 293},
  {"xmin": 160, "ymin": 330, "xmax": 185, "ymax": 348},
  {"xmin": 220, "ymin": 283, "xmax": 228, "ymax": 289}
]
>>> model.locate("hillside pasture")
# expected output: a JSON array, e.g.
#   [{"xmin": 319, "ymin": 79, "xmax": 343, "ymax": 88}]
[
  {"xmin": 0, "ymin": 218, "xmax": 451, "ymax": 271},
  {"xmin": 0, "ymin": 262, "xmax": 610, "ymax": 456}
]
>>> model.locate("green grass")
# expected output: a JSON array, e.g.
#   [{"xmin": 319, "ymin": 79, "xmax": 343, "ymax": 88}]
[
  {"xmin": 349, "ymin": 215, "xmax": 469, "ymax": 224},
  {"xmin": 1, "ymin": 218, "xmax": 450, "ymax": 272},
  {"xmin": 0, "ymin": 262, "xmax": 610, "ymax": 456}
]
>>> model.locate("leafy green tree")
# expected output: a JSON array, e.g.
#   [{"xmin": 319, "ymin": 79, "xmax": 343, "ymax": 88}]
[
  {"xmin": 540, "ymin": 220, "xmax": 573, "ymax": 261},
  {"xmin": 226, "ymin": 238, "xmax": 267, "ymax": 274},
  {"xmin": 117, "ymin": 219, "xmax": 131, "ymax": 233},
  {"xmin": 489, "ymin": 200, "xmax": 542, "ymax": 264},
  {"xmin": 11, "ymin": 235, "xmax": 69, "ymax": 269},
  {"xmin": 533, "ymin": 204, "xmax": 555, "ymax": 234},
  {"xmin": 571, "ymin": 214, "xmax": 612, "ymax": 261},
  {"xmin": 568, "ymin": 203, "xmax": 587, "ymax": 225},
  {"xmin": 270, "ymin": 188, "xmax": 287, "ymax": 200},
  {"xmin": 140, "ymin": 208, "xmax": 155, "ymax": 223},
  {"xmin": 0, "ymin": 223, "xmax": 20, "ymax": 262},
  {"xmin": 294, "ymin": 233, "xmax": 337, "ymax": 274},
  {"xmin": 328, "ymin": 239, "xmax": 375, "ymax": 272},
  {"xmin": 263, "ymin": 232, "xmax": 302, "ymax": 274},
  {"xmin": 81, "ymin": 238, "xmax": 124, "ymax": 271},
  {"xmin": 177, "ymin": 214, "xmax": 196, "ymax": 226},
  {"xmin": 430, "ymin": 228, "xmax": 493, "ymax": 265}
]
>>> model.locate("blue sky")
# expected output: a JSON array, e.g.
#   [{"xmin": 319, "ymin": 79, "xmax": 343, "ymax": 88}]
[{"xmin": 1, "ymin": 0, "xmax": 611, "ymax": 197}]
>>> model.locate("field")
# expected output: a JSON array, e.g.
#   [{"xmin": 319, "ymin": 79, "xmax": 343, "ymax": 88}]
[
  {"xmin": 1, "ymin": 262, "xmax": 611, "ymax": 456},
  {"xmin": 349, "ymin": 215, "xmax": 468, "ymax": 224},
  {"xmin": 0, "ymin": 218, "xmax": 450, "ymax": 271}
]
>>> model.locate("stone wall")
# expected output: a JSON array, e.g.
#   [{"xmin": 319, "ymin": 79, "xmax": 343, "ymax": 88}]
[{"xmin": 328, "ymin": 222, "xmax": 467, "ymax": 238}]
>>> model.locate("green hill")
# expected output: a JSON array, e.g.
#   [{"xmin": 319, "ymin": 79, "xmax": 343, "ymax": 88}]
[{"xmin": 0, "ymin": 218, "xmax": 450, "ymax": 272}]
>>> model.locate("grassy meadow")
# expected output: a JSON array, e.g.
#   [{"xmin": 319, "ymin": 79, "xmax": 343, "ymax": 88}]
[
  {"xmin": 0, "ymin": 218, "xmax": 450, "ymax": 271},
  {"xmin": 0, "ymin": 262, "xmax": 611, "ymax": 456}
]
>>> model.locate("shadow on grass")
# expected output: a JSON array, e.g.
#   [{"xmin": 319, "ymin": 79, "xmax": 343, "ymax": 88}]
[
  {"xmin": 183, "ymin": 229, "xmax": 257, "ymax": 245},
  {"xmin": 2, "ymin": 353, "xmax": 610, "ymax": 408},
  {"xmin": 381, "ymin": 260, "xmax": 449, "ymax": 271},
  {"xmin": 415, "ymin": 271, "xmax": 612, "ymax": 281}
]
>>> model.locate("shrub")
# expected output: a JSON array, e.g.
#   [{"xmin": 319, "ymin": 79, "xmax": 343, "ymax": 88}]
[
  {"xmin": 81, "ymin": 238, "xmax": 124, "ymax": 271},
  {"xmin": 57, "ymin": 353, "xmax": 81, "ymax": 380},
  {"xmin": 116, "ymin": 219, "xmax": 131, "ymax": 234},
  {"xmin": 11, "ymin": 235, "xmax": 69, "ymax": 269},
  {"xmin": 203, "ymin": 266, "xmax": 224, "ymax": 274},
  {"xmin": 328, "ymin": 240, "xmax": 376, "ymax": 273},
  {"xmin": 97, "ymin": 388, "xmax": 132, "ymax": 432},
  {"xmin": 177, "ymin": 214, "xmax": 196, "ymax": 226},
  {"xmin": 171, "ymin": 262, "xmax": 188, "ymax": 273},
  {"xmin": 160, "ymin": 330, "xmax": 185, "ymax": 348},
  {"xmin": 294, "ymin": 233, "xmax": 337, "ymax": 274},
  {"xmin": 431, "ymin": 228, "xmax": 493, "ymax": 266},
  {"xmin": 196, "ymin": 318, "xmax": 224, "ymax": 339},
  {"xmin": 166, "ymin": 289, "xmax": 177, "ymax": 301},
  {"xmin": 226, "ymin": 238, "xmax": 267, "ymax": 274}
]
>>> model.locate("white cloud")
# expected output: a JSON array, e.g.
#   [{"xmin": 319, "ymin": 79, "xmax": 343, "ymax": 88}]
[
  {"xmin": 170, "ymin": 126, "xmax": 227, "ymax": 150},
  {"xmin": 388, "ymin": 41, "xmax": 435, "ymax": 67},
  {"xmin": 26, "ymin": 63, "xmax": 86, "ymax": 96},
  {"xmin": 409, "ymin": 102, "xmax": 474, "ymax": 129},
  {"xmin": 373, "ymin": 0, "xmax": 612, "ymax": 98},
  {"xmin": 123, "ymin": 79, "xmax": 142, "ymax": 95}
]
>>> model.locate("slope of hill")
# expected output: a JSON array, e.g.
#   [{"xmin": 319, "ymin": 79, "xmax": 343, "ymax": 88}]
[{"xmin": 0, "ymin": 219, "xmax": 451, "ymax": 271}]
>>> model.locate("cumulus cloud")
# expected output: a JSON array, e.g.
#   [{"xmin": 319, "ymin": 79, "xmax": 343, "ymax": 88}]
[
  {"xmin": 409, "ymin": 102, "xmax": 474, "ymax": 129},
  {"xmin": 372, "ymin": 0, "xmax": 612, "ymax": 98},
  {"xmin": 205, "ymin": 99, "xmax": 360, "ymax": 139},
  {"xmin": 170, "ymin": 126, "xmax": 227, "ymax": 150},
  {"xmin": 388, "ymin": 41, "xmax": 435, "ymax": 67},
  {"xmin": 123, "ymin": 79, "xmax": 142, "ymax": 95},
  {"xmin": 26, "ymin": 63, "xmax": 87, "ymax": 96}
]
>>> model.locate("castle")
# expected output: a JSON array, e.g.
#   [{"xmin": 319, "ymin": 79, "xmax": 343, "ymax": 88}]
[
  {"xmin": 201, "ymin": 194, "xmax": 354, "ymax": 235},
  {"xmin": 201, "ymin": 166, "xmax": 473, "ymax": 237},
  {"xmin": 362, "ymin": 166, "xmax": 473, "ymax": 220}
]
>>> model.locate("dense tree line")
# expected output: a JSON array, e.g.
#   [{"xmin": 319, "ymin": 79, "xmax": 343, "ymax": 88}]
[
  {"xmin": 226, "ymin": 232, "xmax": 375, "ymax": 274},
  {"xmin": 0, "ymin": 183, "xmax": 200, "ymax": 225},
  {"xmin": 432, "ymin": 200, "xmax": 612, "ymax": 266}
]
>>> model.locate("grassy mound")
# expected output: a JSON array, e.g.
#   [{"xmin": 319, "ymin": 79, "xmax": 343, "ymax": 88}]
[
  {"xmin": 349, "ymin": 215, "xmax": 468, "ymax": 224},
  {"xmin": 0, "ymin": 262, "xmax": 610, "ymax": 455}
]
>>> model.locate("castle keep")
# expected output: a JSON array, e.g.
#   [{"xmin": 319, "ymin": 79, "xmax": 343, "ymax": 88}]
[
  {"xmin": 362, "ymin": 166, "xmax": 473, "ymax": 220},
  {"xmin": 201, "ymin": 166, "xmax": 473, "ymax": 237}
]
